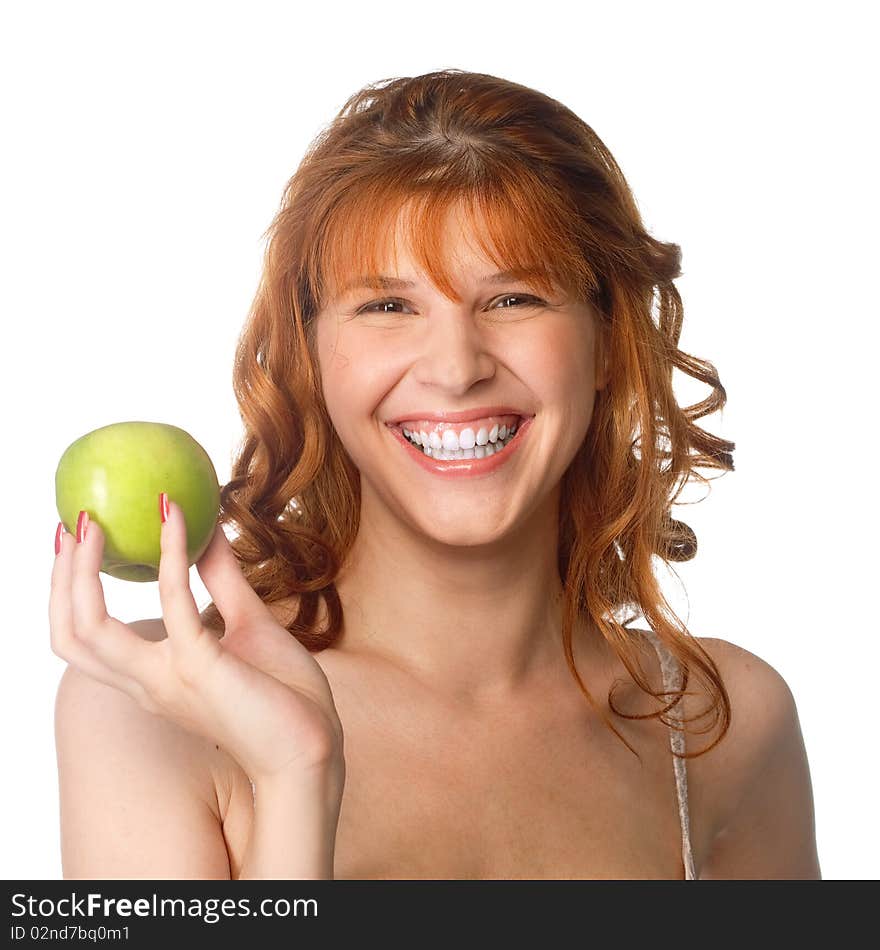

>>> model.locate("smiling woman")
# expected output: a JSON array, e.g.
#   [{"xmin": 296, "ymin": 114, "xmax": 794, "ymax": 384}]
[
  {"xmin": 202, "ymin": 68, "xmax": 734, "ymax": 752},
  {"xmin": 55, "ymin": 68, "xmax": 820, "ymax": 882}
]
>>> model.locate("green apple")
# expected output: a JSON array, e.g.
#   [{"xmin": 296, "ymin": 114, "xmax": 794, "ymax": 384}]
[{"xmin": 55, "ymin": 421, "xmax": 221, "ymax": 582}]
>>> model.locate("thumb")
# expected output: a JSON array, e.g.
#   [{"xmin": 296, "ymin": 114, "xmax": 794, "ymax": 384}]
[{"xmin": 195, "ymin": 523, "xmax": 266, "ymax": 630}]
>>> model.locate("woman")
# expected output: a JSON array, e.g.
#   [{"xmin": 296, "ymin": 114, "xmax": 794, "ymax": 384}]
[{"xmin": 51, "ymin": 69, "xmax": 821, "ymax": 880}]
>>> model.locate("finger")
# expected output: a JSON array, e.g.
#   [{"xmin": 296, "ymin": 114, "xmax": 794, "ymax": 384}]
[
  {"xmin": 158, "ymin": 495, "xmax": 210, "ymax": 654},
  {"xmin": 69, "ymin": 510, "xmax": 112, "ymax": 630},
  {"xmin": 195, "ymin": 521, "xmax": 271, "ymax": 630},
  {"xmin": 50, "ymin": 520, "xmax": 141, "ymax": 694},
  {"xmin": 68, "ymin": 510, "xmax": 158, "ymax": 679}
]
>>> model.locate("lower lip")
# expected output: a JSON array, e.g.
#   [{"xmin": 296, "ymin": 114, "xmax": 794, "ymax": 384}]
[{"xmin": 386, "ymin": 417, "xmax": 534, "ymax": 479}]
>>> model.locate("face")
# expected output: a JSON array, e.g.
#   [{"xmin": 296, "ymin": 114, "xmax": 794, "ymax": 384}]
[{"xmin": 314, "ymin": 204, "xmax": 609, "ymax": 548}]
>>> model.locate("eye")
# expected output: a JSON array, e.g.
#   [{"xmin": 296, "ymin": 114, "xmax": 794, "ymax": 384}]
[
  {"xmin": 494, "ymin": 294, "xmax": 543, "ymax": 309},
  {"xmin": 356, "ymin": 297, "xmax": 411, "ymax": 314},
  {"xmin": 355, "ymin": 294, "xmax": 544, "ymax": 315}
]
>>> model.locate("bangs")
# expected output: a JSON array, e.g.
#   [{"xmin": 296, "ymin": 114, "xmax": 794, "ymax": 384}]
[{"xmin": 306, "ymin": 165, "xmax": 601, "ymax": 312}]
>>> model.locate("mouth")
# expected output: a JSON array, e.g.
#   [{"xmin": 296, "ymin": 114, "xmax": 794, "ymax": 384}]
[{"xmin": 385, "ymin": 414, "xmax": 534, "ymax": 479}]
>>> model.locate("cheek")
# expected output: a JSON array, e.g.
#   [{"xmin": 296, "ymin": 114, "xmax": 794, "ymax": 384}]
[
  {"xmin": 316, "ymin": 317, "xmax": 352, "ymax": 379},
  {"xmin": 528, "ymin": 322, "xmax": 596, "ymax": 393},
  {"xmin": 532, "ymin": 325, "xmax": 599, "ymax": 448},
  {"xmin": 315, "ymin": 318, "xmax": 367, "ymax": 401},
  {"xmin": 315, "ymin": 324, "xmax": 392, "ymax": 442},
  {"xmin": 314, "ymin": 321, "xmax": 354, "ymax": 439}
]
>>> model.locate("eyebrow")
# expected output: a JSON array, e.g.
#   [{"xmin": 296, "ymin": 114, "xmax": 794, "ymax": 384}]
[{"xmin": 338, "ymin": 270, "xmax": 538, "ymax": 295}]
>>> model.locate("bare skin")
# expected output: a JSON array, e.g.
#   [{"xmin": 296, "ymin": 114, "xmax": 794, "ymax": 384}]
[
  {"xmin": 296, "ymin": 594, "xmax": 822, "ymax": 880},
  {"xmin": 55, "ymin": 202, "xmax": 821, "ymax": 879},
  {"xmin": 312, "ymin": 206, "xmax": 609, "ymax": 706},
  {"xmin": 115, "ymin": 595, "xmax": 811, "ymax": 880}
]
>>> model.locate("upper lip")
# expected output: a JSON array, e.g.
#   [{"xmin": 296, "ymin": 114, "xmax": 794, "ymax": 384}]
[{"xmin": 386, "ymin": 406, "xmax": 535, "ymax": 425}]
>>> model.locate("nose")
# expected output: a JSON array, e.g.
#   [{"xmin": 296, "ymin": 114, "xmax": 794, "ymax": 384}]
[{"xmin": 411, "ymin": 306, "xmax": 496, "ymax": 393}]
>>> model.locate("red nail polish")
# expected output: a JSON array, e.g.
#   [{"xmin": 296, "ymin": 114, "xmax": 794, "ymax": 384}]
[
  {"xmin": 55, "ymin": 521, "xmax": 64, "ymax": 556},
  {"xmin": 76, "ymin": 510, "xmax": 89, "ymax": 544},
  {"xmin": 159, "ymin": 492, "xmax": 169, "ymax": 524}
]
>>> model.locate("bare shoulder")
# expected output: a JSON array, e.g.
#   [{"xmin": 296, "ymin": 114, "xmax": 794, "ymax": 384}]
[
  {"xmin": 631, "ymin": 630, "xmax": 796, "ymax": 739},
  {"xmin": 697, "ymin": 635, "xmax": 799, "ymax": 737},
  {"xmin": 690, "ymin": 635, "xmax": 821, "ymax": 878},
  {"xmin": 629, "ymin": 631, "xmax": 797, "ymax": 809},
  {"xmin": 54, "ymin": 617, "xmax": 236, "ymax": 877},
  {"xmin": 688, "ymin": 635, "xmax": 799, "ymax": 782},
  {"xmin": 56, "ymin": 617, "xmax": 224, "ymax": 811},
  {"xmin": 123, "ymin": 617, "xmax": 244, "ymax": 805}
]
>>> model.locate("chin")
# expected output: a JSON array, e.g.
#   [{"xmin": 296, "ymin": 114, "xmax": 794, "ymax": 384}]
[{"xmin": 410, "ymin": 514, "xmax": 515, "ymax": 549}]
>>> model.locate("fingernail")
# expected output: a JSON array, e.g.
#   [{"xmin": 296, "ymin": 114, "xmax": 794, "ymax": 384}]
[
  {"xmin": 55, "ymin": 521, "xmax": 64, "ymax": 556},
  {"xmin": 76, "ymin": 510, "xmax": 89, "ymax": 544},
  {"xmin": 159, "ymin": 492, "xmax": 169, "ymax": 524}
]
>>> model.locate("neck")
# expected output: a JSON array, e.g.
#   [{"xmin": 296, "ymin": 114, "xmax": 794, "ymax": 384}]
[{"xmin": 331, "ymin": 481, "xmax": 599, "ymax": 707}]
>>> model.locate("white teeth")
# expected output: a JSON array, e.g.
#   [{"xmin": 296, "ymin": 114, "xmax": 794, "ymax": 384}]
[
  {"xmin": 431, "ymin": 441, "xmax": 497, "ymax": 460},
  {"xmin": 441, "ymin": 429, "xmax": 459, "ymax": 451},
  {"xmin": 457, "ymin": 428, "xmax": 476, "ymax": 450},
  {"xmin": 402, "ymin": 421, "xmax": 517, "ymax": 453},
  {"xmin": 401, "ymin": 422, "xmax": 519, "ymax": 459}
]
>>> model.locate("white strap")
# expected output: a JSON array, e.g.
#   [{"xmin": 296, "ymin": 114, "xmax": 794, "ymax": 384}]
[{"xmin": 640, "ymin": 628, "xmax": 697, "ymax": 880}]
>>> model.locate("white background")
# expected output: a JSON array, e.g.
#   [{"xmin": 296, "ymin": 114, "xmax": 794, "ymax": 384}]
[{"xmin": 1, "ymin": 0, "xmax": 876, "ymax": 880}]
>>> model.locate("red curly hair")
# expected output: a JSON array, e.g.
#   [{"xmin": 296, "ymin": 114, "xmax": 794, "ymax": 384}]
[{"xmin": 199, "ymin": 69, "xmax": 735, "ymax": 760}]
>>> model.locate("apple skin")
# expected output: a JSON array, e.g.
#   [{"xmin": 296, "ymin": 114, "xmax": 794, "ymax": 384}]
[{"xmin": 55, "ymin": 421, "xmax": 221, "ymax": 582}]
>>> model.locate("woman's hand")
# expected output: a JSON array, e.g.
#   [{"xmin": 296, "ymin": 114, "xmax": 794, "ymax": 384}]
[{"xmin": 49, "ymin": 495, "xmax": 345, "ymax": 788}]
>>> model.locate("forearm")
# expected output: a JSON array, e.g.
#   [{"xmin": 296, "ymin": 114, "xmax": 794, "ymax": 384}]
[{"xmin": 237, "ymin": 765, "xmax": 343, "ymax": 880}]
